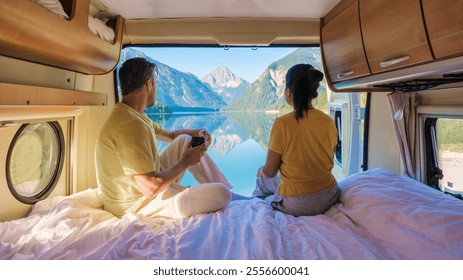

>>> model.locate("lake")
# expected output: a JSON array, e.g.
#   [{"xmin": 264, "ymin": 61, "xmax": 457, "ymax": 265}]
[{"xmin": 147, "ymin": 111, "xmax": 277, "ymax": 196}]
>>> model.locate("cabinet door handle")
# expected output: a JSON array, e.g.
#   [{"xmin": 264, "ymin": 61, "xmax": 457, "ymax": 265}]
[
  {"xmin": 379, "ymin": 56, "xmax": 411, "ymax": 68},
  {"xmin": 337, "ymin": 70, "xmax": 354, "ymax": 79}
]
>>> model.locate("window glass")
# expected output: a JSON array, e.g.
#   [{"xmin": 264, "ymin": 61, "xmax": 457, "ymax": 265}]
[
  {"xmin": 116, "ymin": 46, "xmax": 332, "ymax": 195},
  {"xmin": 6, "ymin": 122, "xmax": 64, "ymax": 203},
  {"xmin": 116, "ymin": 46, "xmax": 369, "ymax": 193},
  {"xmin": 358, "ymin": 92, "xmax": 368, "ymax": 171},
  {"xmin": 436, "ymin": 118, "xmax": 463, "ymax": 196},
  {"xmin": 328, "ymin": 92, "xmax": 367, "ymax": 180},
  {"xmin": 359, "ymin": 92, "xmax": 368, "ymax": 155},
  {"xmin": 334, "ymin": 109, "xmax": 343, "ymax": 165}
]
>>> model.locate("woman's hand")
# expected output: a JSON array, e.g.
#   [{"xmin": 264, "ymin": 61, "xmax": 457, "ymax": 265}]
[{"xmin": 256, "ymin": 166, "xmax": 268, "ymax": 178}]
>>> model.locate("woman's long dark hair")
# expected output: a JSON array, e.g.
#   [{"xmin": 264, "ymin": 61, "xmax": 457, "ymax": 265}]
[{"xmin": 285, "ymin": 64, "xmax": 324, "ymax": 121}]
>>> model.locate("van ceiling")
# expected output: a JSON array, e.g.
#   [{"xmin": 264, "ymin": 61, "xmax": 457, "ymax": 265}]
[{"xmin": 96, "ymin": 0, "xmax": 341, "ymax": 19}]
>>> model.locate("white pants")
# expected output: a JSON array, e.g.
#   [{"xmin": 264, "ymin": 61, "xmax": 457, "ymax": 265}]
[{"xmin": 137, "ymin": 135, "xmax": 232, "ymax": 219}]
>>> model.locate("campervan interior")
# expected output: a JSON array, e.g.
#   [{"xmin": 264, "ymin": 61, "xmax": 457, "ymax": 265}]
[{"xmin": 0, "ymin": 0, "xmax": 462, "ymax": 260}]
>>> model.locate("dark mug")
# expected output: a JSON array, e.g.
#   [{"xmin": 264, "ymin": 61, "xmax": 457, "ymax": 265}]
[{"xmin": 191, "ymin": 136, "xmax": 206, "ymax": 147}]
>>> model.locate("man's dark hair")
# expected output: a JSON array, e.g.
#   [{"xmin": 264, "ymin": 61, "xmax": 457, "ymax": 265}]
[{"xmin": 119, "ymin": 58, "xmax": 157, "ymax": 96}]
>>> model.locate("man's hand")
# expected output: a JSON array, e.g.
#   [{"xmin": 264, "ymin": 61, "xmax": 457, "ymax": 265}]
[
  {"xmin": 181, "ymin": 142, "xmax": 207, "ymax": 167},
  {"xmin": 198, "ymin": 128, "xmax": 212, "ymax": 147}
]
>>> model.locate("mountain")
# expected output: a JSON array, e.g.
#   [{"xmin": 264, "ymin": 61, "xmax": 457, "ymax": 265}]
[
  {"xmin": 118, "ymin": 47, "xmax": 327, "ymax": 113},
  {"xmin": 118, "ymin": 48, "xmax": 226, "ymax": 111},
  {"xmin": 224, "ymin": 111, "xmax": 276, "ymax": 149},
  {"xmin": 201, "ymin": 66, "xmax": 249, "ymax": 104},
  {"xmin": 224, "ymin": 47, "xmax": 326, "ymax": 111}
]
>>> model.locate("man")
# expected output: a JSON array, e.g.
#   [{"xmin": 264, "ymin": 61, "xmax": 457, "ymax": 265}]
[{"xmin": 95, "ymin": 57, "xmax": 232, "ymax": 218}]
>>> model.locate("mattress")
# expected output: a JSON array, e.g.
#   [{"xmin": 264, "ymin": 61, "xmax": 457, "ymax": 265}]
[{"xmin": 1, "ymin": 167, "xmax": 462, "ymax": 260}]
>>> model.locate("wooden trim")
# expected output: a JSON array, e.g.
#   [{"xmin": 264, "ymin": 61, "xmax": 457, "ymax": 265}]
[
  {"xmin": 0, "ymin": 0, "xmax": 124, "ymax": 74},
  {"xmin": 422, "ymin": 0, "xmax": 463, "ymax": 59},
  {"xmin": 322, "ymin": 0, "xmax": 356, "ymax": 26},
  {"xmin": 0, "ymin": 82, "xmax": 107, "ymax": 106},
  {"xmin": 0, "ymin": 107, "xmax": 81, "ymax": 123},
  {"xmin": 125, "ymin": 18, "xmax": 320, "ymax": 45},
  {"xmin": 331, "ymin": 55, "xmax": 463, "ymax": 92}
]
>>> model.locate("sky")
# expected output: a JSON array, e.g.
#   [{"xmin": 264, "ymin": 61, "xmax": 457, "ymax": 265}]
[{"xmin": 135, "ymin": 46, "xmax": 298, "ymax": 82}]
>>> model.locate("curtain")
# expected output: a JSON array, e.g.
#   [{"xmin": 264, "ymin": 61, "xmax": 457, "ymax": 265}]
[{"xmin": 387, "ymin": 91, "xmax": 418, "ymax": 179}]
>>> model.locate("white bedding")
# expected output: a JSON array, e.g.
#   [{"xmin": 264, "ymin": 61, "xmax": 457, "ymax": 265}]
[{"xmin": 1, "ymin": 168, "xmax": 462, "ymax": 260}]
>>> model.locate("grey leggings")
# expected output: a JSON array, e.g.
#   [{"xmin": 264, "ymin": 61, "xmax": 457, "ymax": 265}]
[{"xmin": 253, "ymin": 175, "xmax": 340, "ymax": 216}]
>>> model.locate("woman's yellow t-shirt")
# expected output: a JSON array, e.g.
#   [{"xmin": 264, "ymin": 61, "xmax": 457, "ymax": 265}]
[{"xmin": 268, "ymin": 109, "xmax": 338, "ymax": 196}]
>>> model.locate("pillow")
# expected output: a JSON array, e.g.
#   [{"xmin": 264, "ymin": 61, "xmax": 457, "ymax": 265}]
[
  {"xmin": 88, "ymin": 15, "xmax": 116, "ymax": 43},
  {"xmin": 31, "ymin": 0, "xmax": 69, "ymax": 19}
]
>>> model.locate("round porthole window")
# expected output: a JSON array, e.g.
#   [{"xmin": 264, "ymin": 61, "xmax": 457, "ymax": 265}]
[{"xmin": 6, "ymin": 122, "xmax": 64, "ymax": 204}]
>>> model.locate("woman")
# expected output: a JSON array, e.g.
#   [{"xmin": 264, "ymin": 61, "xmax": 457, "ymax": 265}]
[{"xmin": 252, "ymin": 64, "xmax": 340, "ymax": 216}]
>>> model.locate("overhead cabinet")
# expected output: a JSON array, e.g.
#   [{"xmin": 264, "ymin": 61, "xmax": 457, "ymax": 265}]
[
  {"xmin": 322, "ymin": 0, "xmax": 463, "ymax": 92},
  {"xmin": 359, "ymin": 0, "xmax": 433, "ymax": 74},
  {"xmin": 0, "ymin": 0, "xmax": 124, "ymax": 75},
  {"xmin": 422, "ymin": 0, "xmax": 463, "ymax": 59},
  {"xmin": 321, "ymin": 0, "xmax": 370, "ymax": 83}
]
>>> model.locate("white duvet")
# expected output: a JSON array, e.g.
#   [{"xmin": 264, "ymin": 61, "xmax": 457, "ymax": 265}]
[{"xmin": 1, "ymin": 168, "xmax": 462, "ymax": 259}]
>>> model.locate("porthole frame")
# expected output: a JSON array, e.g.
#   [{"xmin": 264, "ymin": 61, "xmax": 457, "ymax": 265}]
[{"xmin": 5, "ymin": 121, "xmax": 65, "ymax": 204}]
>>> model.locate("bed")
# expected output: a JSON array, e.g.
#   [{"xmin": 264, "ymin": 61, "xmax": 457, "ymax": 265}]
[{"xmin": 1, "ymin": 167, "xmax": 462, "ymax": 260}]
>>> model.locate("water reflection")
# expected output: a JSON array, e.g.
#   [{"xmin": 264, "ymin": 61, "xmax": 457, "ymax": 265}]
[{"xmin": 147, "ymin": 111, "xmax": 277, "ymax": 195}]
